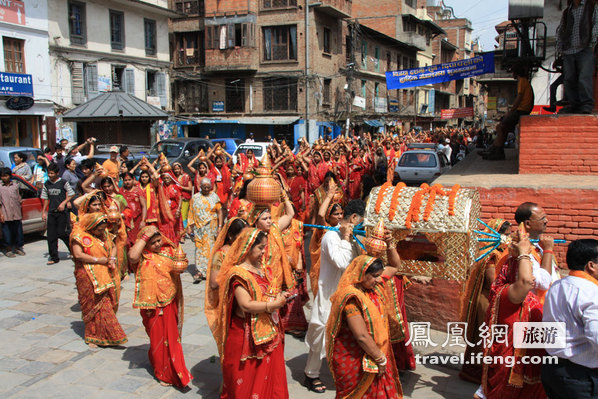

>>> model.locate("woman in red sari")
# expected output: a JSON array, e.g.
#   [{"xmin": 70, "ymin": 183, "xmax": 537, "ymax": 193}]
[
  {"xmin": 119, "ymin": 172, "xmax": 147, "ymax": 247},
  {"xmin": 158, "ymin": 170, "xmax": 182, "ymax": 244},
  {"xmin": 172, "ymin": 162, "xmax": 193, "ymax": 232},
  {"xmin": 326, "ymin": 255, "xmax": 403, "ymax": 398},
  {"xmin": 208, "ymin": 151, "xmax": 232, "ymax": 207},
  {"xmin": 480, "ymin": 230, "xmax": 546, "ymax": 399},
  {"xmin": 70, "ymin": 212, "xmax": 127, "ymax": 348},
  {"xmin": 285, "ymin": 163, "xmax": 307, "ymax": 222},
  {"xmin": 215, "ymin": 228, "xmax": 290, "ymax": 398},
  {"xmin": 348, "ymin": 148, "xmax": 364, "ymax": 200},
  {"xmin": 139, "ymin": 170, "xmax": 160, "ymax": 226},
  {"xmin": 128, "ymin": 225, "xmax": 192, "ymax": 388}
]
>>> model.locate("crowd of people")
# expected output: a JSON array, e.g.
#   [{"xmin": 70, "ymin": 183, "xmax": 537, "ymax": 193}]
[{"xmin": 0, "ymin": 128, "xmax": 596, "ymax": 399}]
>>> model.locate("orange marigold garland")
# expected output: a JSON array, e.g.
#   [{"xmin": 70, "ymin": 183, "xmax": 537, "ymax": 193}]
[
  {"xmin": 448, "ymin": 184, "xmax": 460, "ymax": 216},
  {"xmin": 388, "ymin": 182, "xmax": 406, "ymax": 221},
  {"xmin": 405, "ymin": 183, "xmax": 428, "ymax": 228},
  {"xmin": 375, "ymin": 182, "xmax": 393, "ymax": 214}
]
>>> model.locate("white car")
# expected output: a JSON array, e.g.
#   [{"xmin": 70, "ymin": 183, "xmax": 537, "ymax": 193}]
[
  {"xmin": 395, "ymin": 149, "xmax": 451, "ymax": 185},
  {"xmin": 232, "ymin": 142, "xmax": 271, "ymax": 165}
]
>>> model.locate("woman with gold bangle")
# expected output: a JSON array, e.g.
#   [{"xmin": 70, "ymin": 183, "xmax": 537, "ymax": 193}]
[{"xmin": 214, "ymin": 228, "xmax": 291, "ymax": 398}]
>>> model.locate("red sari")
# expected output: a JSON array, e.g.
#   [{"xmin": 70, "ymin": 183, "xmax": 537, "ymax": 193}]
[
  {"xmin": 287, "ymin": 174, "xmax": 307, "ymax": 221},
  {"xmin": 347, "ymin": 159, "xmax": 364, "ymax": 200},
  {"xmin": 307, "ymin": 161, "xmax": 323, "ymax": 192},
  {"xmin": 390, "ymin": 275, "xmax": 416, "ymax": 371},
  {"xmin": 221, "ymin": 269, "xmax": 289, "ymax": 399},
  {"xmin": 120, "ymin": 185, "xmax": 145, "ymax": 247},
  {"xmin": 210, "ymin": 164, "xmax": 231, "ymax": 205},
  {"xmin": 141, "ymin": 183, "xmax": 160, "ymax": 226},
  {"xmin": 134, "ymin": 244, "xmax": 192, "ymax": 388},
  {"xmin": 482, "ymin": 257, "xmax": 546, "ymax": 399},
  {"xmin": 158, "ymin": 183, "xmax": 182, "ymax": 243}
]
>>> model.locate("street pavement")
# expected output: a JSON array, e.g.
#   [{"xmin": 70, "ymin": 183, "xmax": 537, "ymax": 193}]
[{"xmin": 0, "ymin": 235, "xmax": 478, "ymax": 398}]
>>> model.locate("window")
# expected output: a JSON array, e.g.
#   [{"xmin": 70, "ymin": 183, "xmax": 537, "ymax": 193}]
[
  {"xmin": 345, "ymin": 35, "xmax": 352, "ymax": 61},
  {"xmin": 386, "ymin": 52, "xmax": 391, "ymax": 71},
  {"xmin": 361, "ymin": 40, "xmax": 367, "ymax": 67},
  {"xmin": 146, "ymin": 70, "xmax": 167, "ymax": 107},
  {"xmin": 206, "ymin": 23, "xmax": 255, "ymax": 49},
  {"xmin": 323, "ymin": 27, "xmax": 331, "ymax": 54},
  {"xmin": 3, "ymin": 38, "xmax": 25, "ymax": 73},
  {"xmin": 84, "ymin": 63, "xmax": 98, "ymax": 99},
  {"xmin": 263, "ymin": 26, "xmax": 297, "ymax": 61},
  {"xmin": 361, "ymin": 80, "xmax": 366, "ymax": 98},
  {"xmin": 405, "ymin": 0, "xmax": 416, "ymax": 8},
  {"xmin": 323, "ymin": 79, "xmax": 331, "ymax": 104},
  {"xmin": 175, "ymin": 81, "xmax": 208, "ymax": 113},
  {"xmin": 374, "ymin": 47, "xmax": 380, "ymax": 72},
  {"xmin": 397, "ymin": 54, "xmax": 402, "ymax": 70},
  {"xmin": 262, "ymin": 0, "xmax": 297, "ymax": 9},
  {"xmin": 174, "ymin": 0, "xmax": 204, "ymax": 16},
  {"xmin": 375, "ymin": 83, "xmax": 379, "ymax": 100},
  {"xmin": 263, "ymin": 77, "xmax": 297, "ymax": 111},
  {"xmin": 176, "ymin": 32, "xmax": 201, "ymax": 65},
  {"xmin": 226, "ymin": 79, "xmax": 245, "ymax": 112},
  {"xmin": 109, "ymin": 10, "xmax": 124, "ymax": 50},
  {"xmin": 68, "ymin": 1, "xmax": 86, "ymax": 45},
  {"xmin": 144, "ymin": 19, "xmax": 157, "ymax": 56},
  {"xmin": 112, "ymin": 65, "xmax": 126, "ymax": 90}
]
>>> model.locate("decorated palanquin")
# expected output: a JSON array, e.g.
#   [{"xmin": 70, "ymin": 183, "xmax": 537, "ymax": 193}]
[{"xmin": 364, "ymin": 183, "xmax": 481, "ymax": 281}]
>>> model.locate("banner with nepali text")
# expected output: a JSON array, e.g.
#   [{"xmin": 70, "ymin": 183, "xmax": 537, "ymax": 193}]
[
  {"xmin": 441, "ymin": 107, "xmax": 474, "ymax": 119},
  {"xmin": 385, "ymin": 52, "xmax": 495, "ymax": 90}
]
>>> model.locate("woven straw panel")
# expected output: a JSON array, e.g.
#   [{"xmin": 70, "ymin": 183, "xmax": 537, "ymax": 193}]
[{"xmin": 363, "ymin": 184, "xmax": 481, "ymax": 281}]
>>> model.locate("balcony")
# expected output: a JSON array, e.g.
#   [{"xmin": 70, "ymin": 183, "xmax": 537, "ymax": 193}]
[
  {"xmin": 204, "ymin": 48, "xmax": 259, "ymax": 73},
  {"xmin": 398, "ymin": 31, "xmax": 426, "ymax": 51},
  {"xmin": 311, "ymin": 0, "xmax": 351, "ymax": 19}
]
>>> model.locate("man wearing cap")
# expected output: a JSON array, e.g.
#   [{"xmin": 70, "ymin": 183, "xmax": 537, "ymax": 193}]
[
  {"xmin": 102, "ymin": 146, "xmax": 120, "ymax": 179},
  {"xmin": 66, "ymin": 138, "xmax": 96, "ymax": 165}
]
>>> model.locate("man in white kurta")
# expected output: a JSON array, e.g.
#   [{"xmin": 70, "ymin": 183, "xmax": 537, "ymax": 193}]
[{"xmin": 304, "ymin": 200, "xmax": 365, "ymax": 388}]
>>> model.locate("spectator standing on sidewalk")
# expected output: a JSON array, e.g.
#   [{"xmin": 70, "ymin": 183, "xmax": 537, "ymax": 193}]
[
  {"xmin": 541, "ymin": 239, "xmax": 598, "ymax": 399},
  {"xmin": 0, "ymin": 168, "xmax": 25, "ymax": 257},
  {"xmin": 41, "ymin": 163, "xmax": 75, "ymax": 265},
  {"xmin": 556, "ymin": 0, "xmax": 598, "ymax": 114}
]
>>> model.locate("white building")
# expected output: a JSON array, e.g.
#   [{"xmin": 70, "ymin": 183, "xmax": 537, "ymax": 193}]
[
  {"xmin": 48, "ymin": 0, "xmax": 176, "ymax": 143},
  {"xmin": 0, "ymin": 0, "xmax": 53, "ymax": 148}
]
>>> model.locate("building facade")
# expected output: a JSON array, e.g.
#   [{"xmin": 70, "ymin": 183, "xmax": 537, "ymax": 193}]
[
  {"xmin": 49, "ymin": 0, "xmax": 177, "ymax": 144},
  {"xmin": 0, "ymin": 0, "xmax": 54, "ymax": 148}
]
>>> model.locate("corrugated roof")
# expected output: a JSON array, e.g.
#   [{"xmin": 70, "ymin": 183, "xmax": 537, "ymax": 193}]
[{"xmin": 62, "ymin": 91, "xmax": 168, "ymax": 121}]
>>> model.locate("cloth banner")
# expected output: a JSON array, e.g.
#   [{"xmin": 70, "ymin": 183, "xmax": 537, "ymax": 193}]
[
  {"xmin": 385, "ymin": 53, "xmax": 495, "ymax": 90},
  {"xmin": 441, "ymin": 107, "xmax": 474, "ymax": 119}
]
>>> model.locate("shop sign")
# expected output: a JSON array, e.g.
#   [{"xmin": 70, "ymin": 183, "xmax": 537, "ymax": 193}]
[
  {"xmin": 352, "ymin": 96, "xmax": 366, "ymax": 109},
  {"xmin": 389, "ymin": 99, "xmax": 399, "ymax": 113},
  {"xmin": 0, "ymin": 0, "xmax": 25, "ymax": 26},
  {"xmin": 212, "ymin": 101, "xmax": 224, "ymax": 112},
  {"xmin": 0, "ymin": 72, "xmax": 33, "ymax": 96},
  {"xmin": 6, "ymin": 96, "xmax": 34, "ymax": 110}
]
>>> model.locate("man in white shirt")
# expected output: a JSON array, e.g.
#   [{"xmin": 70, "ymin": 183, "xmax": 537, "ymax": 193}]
[
  {"xmin": 304, "ymin": 199, "xmax": 365, "ymax": 393},
  {"xmin": 542, "ymin": 239, "xmax": 598, "ymax": 398},
  {"xmin": 245, "ymin": 132, "xmax": 255, "ymax": 143}
]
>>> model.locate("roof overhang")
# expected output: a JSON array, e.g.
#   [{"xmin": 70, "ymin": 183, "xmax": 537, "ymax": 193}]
[
  {"xmin": 402, "ymin": 14, "xmax": 445, "ymax": 36},
  {"xmin": 110, "ymin": 0, "xmax": 183, "ymax": 18},
  {"xmin": 311, "ymin": 2, "xmax": 351, "ymax": 19},
  {"xmin": 62, "ymin": 91, "xmax": 169, "ymax": 121}
]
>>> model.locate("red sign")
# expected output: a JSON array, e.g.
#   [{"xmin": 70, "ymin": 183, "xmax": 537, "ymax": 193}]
[
  {"xmin": 529, "ymin": 105, "xmax": 562, "ymax": 115},
  {"xmin": 440, "ymin": 107, "xmax": 474, "ymax": 119},
  {"xmin": 0, "ymin": 1, "xmax": 26, "ymax": 26}
]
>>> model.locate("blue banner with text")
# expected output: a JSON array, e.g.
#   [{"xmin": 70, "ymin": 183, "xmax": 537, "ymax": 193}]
[
  {"xmin": 0, "ymin": 72, "xmax": 34, "ymax": 97},
  {"xmin": 385, "ymin": 53, "xmax": 495, "ymax": 90}
]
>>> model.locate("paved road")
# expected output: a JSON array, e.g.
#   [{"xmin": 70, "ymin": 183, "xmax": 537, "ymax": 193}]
[{"xmin": 0, "ymin": 236, "xmax": 477, "ymax": 398}]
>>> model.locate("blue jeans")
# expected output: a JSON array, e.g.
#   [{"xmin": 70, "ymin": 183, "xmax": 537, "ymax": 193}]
[
  {"xmin": 2, "ymin": 220, "xmax": 24, "ymax": 251},
  {"xmin": 563, "ymin": 47, "xmax": 595, "ymax": 112}
]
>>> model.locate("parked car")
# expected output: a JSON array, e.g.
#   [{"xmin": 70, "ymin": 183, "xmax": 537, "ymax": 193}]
[
  {"xmin": 394, "ymin": 149, "xmax": 451, "ymax": 185},
  {"xmin": 0, "ymin": 147, "xmax": 43, "ymax": 170},
  {"xmin": 10, "ymin": 174, "xmax": 45, "ymax": 235},
  {"xmin": 211, "ymin": 138, "xmax": 244, "ymax": 156},
  {"xmin": 149, "ymin": 138, "xmax": 213, "ymax": 174},
  {"xmin": 232, "ymin": 142, "xmax": 271, "ymax": 165}
]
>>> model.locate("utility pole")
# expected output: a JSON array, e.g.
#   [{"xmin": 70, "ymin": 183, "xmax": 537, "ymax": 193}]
[
  {"xmin": 305, "ymin": 0, "xmax": 310, "ymax": 142},
  {"xmin": 345, "ymin": 21, "xmax": 356, "ymax": 138}
]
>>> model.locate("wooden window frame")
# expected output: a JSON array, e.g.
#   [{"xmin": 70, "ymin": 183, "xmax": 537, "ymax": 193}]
[
  {"xmin": 3, "ymin": 37, "xmax": 25, "ymax": 73},
  {"xmin": 68, "ymin": 0, "xmax": 86, "ymax": 45},
  {"xmin": 144, "ymin": 18, "xmax": 157, "ymax": 56}
]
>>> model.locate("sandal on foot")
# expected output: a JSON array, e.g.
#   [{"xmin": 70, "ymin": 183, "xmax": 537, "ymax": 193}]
[
  {"xmin": 192, "ymin": 273, "xmax": 203, "ymax": 284},
  {"xmin": 46, "ymin": 260, "xmax": 58, "ymax": 265},
  {"xmin": 159, "ymin": 380, "xmax": 172, "ymax": 387},
  {"xmin": 305, "ymin": 374, "xmax": 326, "ymax": 393}
]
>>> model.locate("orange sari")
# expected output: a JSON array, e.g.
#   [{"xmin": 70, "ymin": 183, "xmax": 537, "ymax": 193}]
[
  {"xmin": 326, "ymin": 256, "xmax": 403, "ymax": 398},
  {"xmin": 70, "ymin": 213, "xmax": 127, "ymax": 346}
]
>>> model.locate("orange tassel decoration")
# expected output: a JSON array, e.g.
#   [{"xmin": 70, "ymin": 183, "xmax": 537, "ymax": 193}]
[{"xmin": 388, "ymin": 182, "xmax": 406, "ymax": 221}]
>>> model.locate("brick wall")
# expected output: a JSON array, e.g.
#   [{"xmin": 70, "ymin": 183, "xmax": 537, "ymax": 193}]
[
  {"xmin": 405, "ymin": 184, "xmax": 598, "ymax": 329},
  {"xmin": 519, "ymin": 115, "xmax": 598, "ymax": 175}
]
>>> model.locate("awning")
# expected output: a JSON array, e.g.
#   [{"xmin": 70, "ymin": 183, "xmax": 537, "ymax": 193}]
[
  {"xmin": 62, "ymin": 91, "xmax": 168, "ymax": 121},
  {"xmin": 195, "ymin": 116, "xmax": 299, "ymax": 125},
  {"xmin": 364, "ymin": 119, "xmax": 384, "ymax": 127}
]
